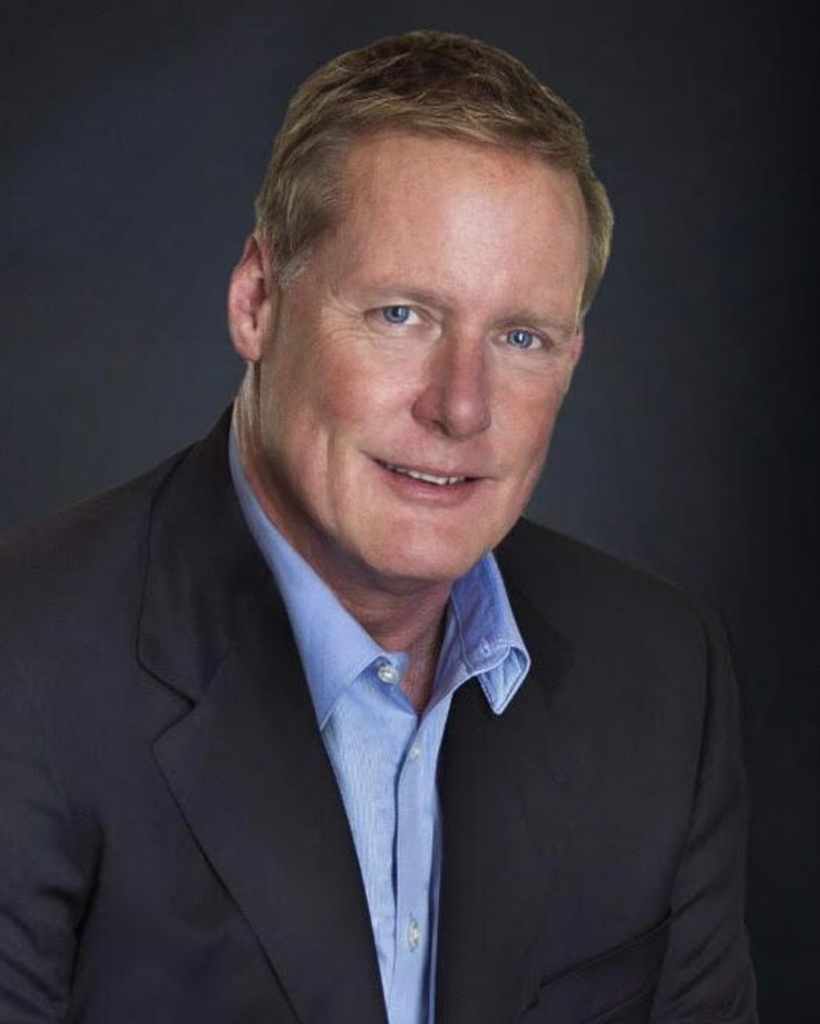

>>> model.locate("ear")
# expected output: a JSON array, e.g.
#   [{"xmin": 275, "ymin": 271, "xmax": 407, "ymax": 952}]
[{"xmin": 227, "ymin": 234, "xmax": 279, "ymax": 362}]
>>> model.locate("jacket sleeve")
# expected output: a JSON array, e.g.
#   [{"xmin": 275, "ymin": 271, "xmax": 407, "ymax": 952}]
[
  {"xmin": 649, "ymin": 607, "xmax": 759, "ymax": 1023},
  {"xmin": 0, "ymin": 645, "xmax": 91, "ymax": 1022}
]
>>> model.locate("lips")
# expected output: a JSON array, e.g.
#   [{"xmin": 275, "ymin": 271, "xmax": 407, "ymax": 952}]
[{"xmin": 377, "ymin": 460, "xmax": 473, "ymax": 487}]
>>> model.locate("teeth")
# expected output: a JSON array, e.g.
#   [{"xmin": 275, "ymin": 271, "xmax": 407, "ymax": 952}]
[{"xmin": 382, "ymin": 462, "xmax": 466, "ymax": 486}]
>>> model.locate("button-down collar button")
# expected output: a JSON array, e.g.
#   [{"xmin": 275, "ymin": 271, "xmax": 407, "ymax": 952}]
[
  {"xmin": 376, "ymin": 659, "xmax": 400, "ymax": 685},
  {"xmin": 408, "ymin": 743, "xmax": 421, "ymax": 762},
  {"xmin": 407, "ymin": 915, "xmax": 421, "ymax": 951},
  {"xmin": 480, "ymin": 639, "xmax": 492, "ymax": 657}
]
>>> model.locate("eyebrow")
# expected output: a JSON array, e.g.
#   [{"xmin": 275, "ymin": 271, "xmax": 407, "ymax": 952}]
[{"xmin": 367, "ymin": 285, "xmax": 453, "ymax": 311}]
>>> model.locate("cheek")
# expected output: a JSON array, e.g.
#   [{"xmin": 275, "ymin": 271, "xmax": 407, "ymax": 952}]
[
  {"xmin": 320, "ymin": 362, "xmax": 371, "ymax": 427},
  {"xmin": 316, "ymin": 344, "xmax": 414, "ymax": 442},
  {"xmin": 263, "ymin": 349, "xmax": 377, "ymax": 485},
  {"xmin": 500, "ymin": 382, "xmax": 565, "ymax": 469},
  {"xmin": 262, "ymin": 335, "xmax": 332, "ymax": 433}
]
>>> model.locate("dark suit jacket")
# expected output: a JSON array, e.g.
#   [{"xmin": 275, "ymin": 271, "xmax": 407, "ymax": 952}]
[{"xmin": 0, "ymin": 414, "xmax": 757, "ymax": 1023}]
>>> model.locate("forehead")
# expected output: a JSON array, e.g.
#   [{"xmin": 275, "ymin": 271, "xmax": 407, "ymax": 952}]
[{"xmin": 316, "ymin": 132, "xmax": 589, "ymax": 318}]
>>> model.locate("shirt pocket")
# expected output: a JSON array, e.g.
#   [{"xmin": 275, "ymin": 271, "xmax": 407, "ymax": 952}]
[{"xmin": 518, "ymin": 914, "xmax": 671, "ymax": 1024}]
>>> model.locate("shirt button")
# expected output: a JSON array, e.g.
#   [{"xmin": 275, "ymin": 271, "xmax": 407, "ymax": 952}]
[
  {"xmin": 408, "ymin": 743, "xmax": 421, "ymax": 762},
  {"xmin": 376, "ymin": 659, "xmax": 400, "ymax": 685},
  {"xmin": 407, "ymin": 916, "xmax": 421, "ymax": 951},
  {"xmin": 480, "ymin": 639, "xmax": 492, "ymax": 657}
]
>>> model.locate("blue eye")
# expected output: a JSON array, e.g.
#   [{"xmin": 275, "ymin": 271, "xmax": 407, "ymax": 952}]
[
  {"xmin": 507, "ymin": 328, "xmax": 539, "ymax": 350},
  {"xmin": 382, "ymin": 305, "xmax": 413, "ymax": 324}
]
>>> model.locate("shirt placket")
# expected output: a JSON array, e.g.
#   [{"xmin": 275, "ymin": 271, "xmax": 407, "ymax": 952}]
[{"xmin": 390, "ymin": 714, "xmax": 437, "ymax": 1024}]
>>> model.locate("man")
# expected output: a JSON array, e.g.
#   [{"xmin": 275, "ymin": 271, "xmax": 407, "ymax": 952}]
[{"xmin": 0, "ymin": 30, "xmax": 757, "ymax": 1024}]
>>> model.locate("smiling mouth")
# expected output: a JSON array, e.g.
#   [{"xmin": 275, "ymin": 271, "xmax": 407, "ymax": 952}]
[{"xmin": 377, "ymin": 460, "xmax": 472, "ymax": 487}]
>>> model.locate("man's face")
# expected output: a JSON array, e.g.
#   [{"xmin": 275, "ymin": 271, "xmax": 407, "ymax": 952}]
[{"xmin": 234, "ymin": 133, "xmax": 588, "ymax": 593}]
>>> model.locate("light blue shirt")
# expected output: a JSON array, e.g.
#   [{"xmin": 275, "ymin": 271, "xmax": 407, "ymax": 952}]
[{"xmin": 229, "ymin": 427, "xmax": 530, "ymax": 1024}]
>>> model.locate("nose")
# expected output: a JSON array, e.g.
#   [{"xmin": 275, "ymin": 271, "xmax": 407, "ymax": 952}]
[{"xmin": 412, "ymin": 330, "xmax": 492, "ymax": 439}]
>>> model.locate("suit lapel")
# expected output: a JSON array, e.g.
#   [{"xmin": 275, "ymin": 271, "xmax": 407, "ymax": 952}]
[
  {"xmin": 139, "ymin": 415, "xmax": 387, "ymax": 1024},
  {"xmin": 435, "ymin": 575, "xmax": 587, "ymax": 1024}
]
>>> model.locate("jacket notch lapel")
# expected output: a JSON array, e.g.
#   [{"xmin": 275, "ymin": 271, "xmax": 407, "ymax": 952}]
[
  {"xmin": 139, "ymin": 416, "xmax": 387, "ymax": 1024},
  {"xmin": 152, "ymin": 584, "xmax": 387, "ymax": 1024}
]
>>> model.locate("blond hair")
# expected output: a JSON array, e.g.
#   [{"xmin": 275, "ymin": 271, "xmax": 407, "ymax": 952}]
[{"xmin": 255, "ymin": 30, "xmax": 613, "ymax": 315}]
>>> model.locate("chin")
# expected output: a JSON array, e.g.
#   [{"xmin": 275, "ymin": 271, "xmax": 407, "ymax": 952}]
[{"xmin": 358, "ymin": 531, "xmax": 492, "ymax": 589}]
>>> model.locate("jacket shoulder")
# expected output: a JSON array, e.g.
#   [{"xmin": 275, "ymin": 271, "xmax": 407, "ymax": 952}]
[
  {"xmin": 497, "ymin": 518, "xmax": 711, "ymax": 648},
  {"xmin": 0, "ymin": 446, "xmax": 192, "ymax": 643}
]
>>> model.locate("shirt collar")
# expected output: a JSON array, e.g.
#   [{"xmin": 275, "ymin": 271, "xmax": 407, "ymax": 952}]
[
  {"xmin": 444, "ymin": 554, "xmax": 530, "ymax": 715},
  {"xmin": 229, "ymin": 417, "xmax": 530, "ymax": 724}
]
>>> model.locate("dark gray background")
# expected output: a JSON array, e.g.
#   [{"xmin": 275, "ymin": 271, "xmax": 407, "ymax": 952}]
[{"xmin": 1, "ymin": 1, "xmax": 817, "ymax": 1018}]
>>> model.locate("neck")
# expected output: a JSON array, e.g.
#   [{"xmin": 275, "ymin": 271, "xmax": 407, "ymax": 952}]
[
  {"xmin": 294, "ymin": 542, "xmax": 451, "ymax": 715},
  {"xmin": 337, "ymin": 584, "xmax": 450, "ymax": 713}
]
